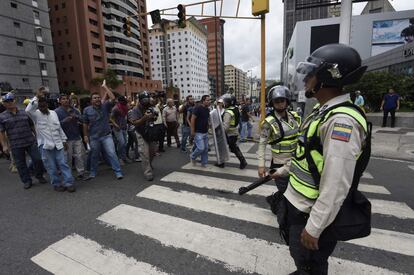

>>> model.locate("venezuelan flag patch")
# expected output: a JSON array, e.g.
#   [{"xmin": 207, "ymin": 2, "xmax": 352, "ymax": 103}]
[{"xmin": 331, "ymin": 123, "xmax": 353, "ymax": 142}]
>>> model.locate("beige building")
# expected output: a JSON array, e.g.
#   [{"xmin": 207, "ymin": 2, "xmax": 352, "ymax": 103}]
[{"xmin": 224, "ymin": 65, "xmax": 247, "ymax": 102}]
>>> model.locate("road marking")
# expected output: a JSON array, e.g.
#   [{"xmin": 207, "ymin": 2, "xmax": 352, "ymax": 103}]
[
  {"xmin": 209, "ymin": 151, "xmax": 271, "ymax": 161},
  {"xmin": 371, "ymin": 156, "xmax": 414, "ymax": 164},
  {"xmin": 136, "ymin": 185, "xmax": 414, "ymax": 257},
  {"xmin": 182, "ymin": 163, "xmax": 375, "ymax": 180},
  {"xmin": 357, "ymin": 183, "xmax": 391, "ymax": 195},
  {"xmin": 182, "ymin": 163, "xmax": 258, "ymax": 178},
  {"xmin": 370, "ymin": 199, "xmax": 414, "ymax": 219},
  {"xmin": 161, "ymin": 171, "xmax": 276, "ymax": 197},
  {"xmin": 409, "ymin": 165, "xmax": 414, "ymax": 171},
  {"xmin": 209, "ymin": 155, "xmax": 268, "ymax": 167},
  {"xmin": 31, "ymin": 234, "xmax": 168, "ymax": 275},
  {"xmin": 98, "ymin": 205, "xmax": 400, "ymax": 275},
  {"xmin": 161, "ymin": 172, "xmax": 387, "ymax": 196},
  {"xmin": 238, "ymin": 142, "xmax": 256, "ymax": 152},
  {"xmin": 363, "ymin": 171, "xmax": 374, "ymax": 179},
  {"xmin": 349, "ymin": 228, "xmax": 414, "ymax": 257},
  {"xmin": 137, "ymin": 185, "xmax": 277, "ymax": 227}
]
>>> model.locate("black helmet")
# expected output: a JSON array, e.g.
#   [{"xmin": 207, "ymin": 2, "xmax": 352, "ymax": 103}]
[
  {"xmin": 138, "ymin": 91, "xmax": 151, "ymax": 105},
  {"xmin": 296, "ymin": 44, "xmax": 367, "ymax": 89},
  {"xmin": 267, "ymin": 86, "xmax": 291, "ymax": 104},
  {"xmin": 221, "ymin": 93, "xmax": 237, "ymax": 107}
]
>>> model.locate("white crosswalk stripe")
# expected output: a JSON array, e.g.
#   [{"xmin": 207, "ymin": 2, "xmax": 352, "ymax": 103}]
[
  {"xmin": 136, "ymin": 185, "xmax": 414, "ymax": 257},
  {"xmin": 98, "ymin": 204, "xmax": 400, "ymax": 275},
  {"xmin": 31, "ymin": 154, "xmax": 412, "ymax": 275},
  {"xmin": 31, "ymin": 234, "xmax": 168, "ymax": 275}
]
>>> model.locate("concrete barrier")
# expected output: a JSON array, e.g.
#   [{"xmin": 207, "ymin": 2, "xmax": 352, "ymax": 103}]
[{"xmin": 366, "ymin": 112, "xmax": 414, "ymax": 128}]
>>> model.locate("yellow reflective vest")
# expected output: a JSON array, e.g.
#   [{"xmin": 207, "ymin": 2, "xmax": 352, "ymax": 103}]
[
  {"xmin": 224, "ymin": 107, "xmax": 238, "ymax": 131},
  {"xmin": 289, "ymin": 102, "xmax": 368, "ymax": 200},
  {"xmin": 263, "ymin": 111, "xmax": 301, "ymax": 154}
]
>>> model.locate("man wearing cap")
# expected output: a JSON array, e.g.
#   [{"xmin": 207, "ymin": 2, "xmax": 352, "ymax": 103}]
[
  {"xmin": 111, "ymin": 95, "xmax": 130, "ymax": 165},
  {"xmin": 0, "ymin": 92, "xmax": 47, "ymax": 189}
]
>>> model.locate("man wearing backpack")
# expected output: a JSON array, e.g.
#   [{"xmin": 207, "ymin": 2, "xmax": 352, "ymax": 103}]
[
  {"xmin": 283, "ymin": 44, "xmax": 371, "ymax": 275},
  {"xmin": 215, "ymin": 94, "xmax": 247, "ymax": 169},
  {"xmin": 257, "ymin": 86, "xmax": 301, "ymax": 206}
]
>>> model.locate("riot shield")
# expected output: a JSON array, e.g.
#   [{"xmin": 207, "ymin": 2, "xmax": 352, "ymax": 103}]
[{"xmin": 210, "ymin": 108, "xmax": 229, "ymax": 165}]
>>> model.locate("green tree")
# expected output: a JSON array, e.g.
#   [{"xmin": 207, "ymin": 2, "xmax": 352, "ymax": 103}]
[
  {"xmin": 91, "ymin": 69, "xmax": 123, "ymax": 89},
  {"xmin": 345, "ymin": 71, "xmax": 414, "ymax": 112},
  {"xmin": 62, "ymin": 85, "xmax": 90, "ymax": 95}
]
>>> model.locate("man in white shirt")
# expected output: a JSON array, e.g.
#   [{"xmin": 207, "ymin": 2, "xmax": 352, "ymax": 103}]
[{"xmin": 26, "ymin": 95, "xmax": 75, "ymax": 192}]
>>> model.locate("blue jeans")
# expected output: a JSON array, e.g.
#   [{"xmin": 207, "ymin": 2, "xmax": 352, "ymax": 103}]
[
  {"xmin": 113, "ymin": 129, "xmax": 127, "ymax": 160},
  {"xmin": 190, "ymin": 132, "xmax": 209, "ymax": 165},
  {"xmin": 247, "ymin": 121, "xmax": 253, "ymax": 138},
  {"xmin": 240, "ymin": 121, "xmax": 249, "ymax": 141},
  {"xmin": 90, "ymin": 134, "xmax": 122, "ymax": 177},
  {"xmin": 181, "ymin": 125, "xmax": 191, "ymax": 151},
  {"xmin": 40, "ymin": 146, "xmax": 74, "ymax": 187},
  {"xmin": 11, "ymin": 143, "xmax": 44, "ymax": 185}
]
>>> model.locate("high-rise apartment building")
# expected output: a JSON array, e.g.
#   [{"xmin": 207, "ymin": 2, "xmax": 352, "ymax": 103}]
[
  {"xmin": 0, "ymin": 0, "xmax": 59, "ymax": 96},
  {"xmin": 48, "ymin": 0, "xmax": 161, "ymax": 97},
  {"xmin": 149, "ymin": 18, "xmax": 209, "ymax": 100},
  {"xmin": 199, "ymin": 18, "xmax": 225, "ymax": 98},
  {"xmin": 224, "ymin": 65, "xmax": 247, "ymax": 102},
  {"xmin": 282, "ymin": 0, "xmax": 329, "ymax": 55}
]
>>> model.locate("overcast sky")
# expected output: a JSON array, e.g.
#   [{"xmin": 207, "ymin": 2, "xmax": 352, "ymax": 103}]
[{"xmin": 147, "ymin": 0, "xmax": 414, "ymax": 80}]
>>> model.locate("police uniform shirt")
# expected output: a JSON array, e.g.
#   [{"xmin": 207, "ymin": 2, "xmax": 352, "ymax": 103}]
[
  {"xmin": 257, "ymin": 111, "xmax": 298, "ymax": 177},
  {"xmin": 284, "ymin": 94, "xmax": 366, "ymax": 238},
  {"xmin": 222, "ymin": 110, "xmax": 238, "ymax": 137}
]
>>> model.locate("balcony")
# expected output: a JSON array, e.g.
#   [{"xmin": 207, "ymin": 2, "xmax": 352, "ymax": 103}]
[
  {"xmin": 32, "ymin": 0, "xmax": 38, "ymax": 7},
  {"xmin": 39, "ymin": 53, "xmax": 45, "ymax": 59},
  {"xmin": 36, "ymin": 36, "xmax": 43, "ymax": 43},
  {"xmin": 41, "ymin": 70, "xmax": 48, "ymax": 76},
  {"xmin": 34, "ymin": 18, "xmax": 40, "ymax": 25}
]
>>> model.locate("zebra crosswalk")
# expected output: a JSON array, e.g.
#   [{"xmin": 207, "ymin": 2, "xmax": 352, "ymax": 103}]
[{"xmin": 31, "ymin": 141, "xmax": 414, "ymax": 274}]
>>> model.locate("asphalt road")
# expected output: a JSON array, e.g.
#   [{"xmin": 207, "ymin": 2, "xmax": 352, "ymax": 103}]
[{"xmin": 0, "ymin": 142, "xmax": 413, "ymax": 275}]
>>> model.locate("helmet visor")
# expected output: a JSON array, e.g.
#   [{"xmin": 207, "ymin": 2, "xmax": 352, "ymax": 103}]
[{"xmin": 296, "ymin": 62, "xmax": 319, "ymax": 76}]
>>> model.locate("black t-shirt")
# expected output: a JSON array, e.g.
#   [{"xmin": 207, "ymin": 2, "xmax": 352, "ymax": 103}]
[
  {"xmin": 182, "ymin": 104, "xmax": 190, "ymax": 127},
  {"xmin": 241, "ymin": 105, "xmax": 250, "ymax": 122},
  {"xmin": 192, "ymin": 105, "xmax": 210, "ymax": 133}
]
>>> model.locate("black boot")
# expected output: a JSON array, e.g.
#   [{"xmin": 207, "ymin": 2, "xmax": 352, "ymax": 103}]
[{"xmin": 235, "ymin": 147, "xmax": 247, "ymax": 169}]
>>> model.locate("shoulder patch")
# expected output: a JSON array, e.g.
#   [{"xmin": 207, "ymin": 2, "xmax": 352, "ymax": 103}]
[{"xmin": 331, "ymin": 123, "xmax": 353, "ymax": 142}]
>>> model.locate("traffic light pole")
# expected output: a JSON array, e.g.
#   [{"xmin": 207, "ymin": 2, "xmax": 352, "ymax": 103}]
[{"xmin": 260, "ymin": 14, "xmax": 266, "ymax": 120}]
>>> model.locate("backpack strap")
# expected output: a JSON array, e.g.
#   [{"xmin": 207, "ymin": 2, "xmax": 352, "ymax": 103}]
[{"xmin": 304, "ymin": 101, "xmax": 371, "ymax": 188}]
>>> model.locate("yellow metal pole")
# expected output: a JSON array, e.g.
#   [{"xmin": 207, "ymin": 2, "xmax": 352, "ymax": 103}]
[{"xmin": 260, "ymin": 14, "xmax": 266, "ymax": 122}]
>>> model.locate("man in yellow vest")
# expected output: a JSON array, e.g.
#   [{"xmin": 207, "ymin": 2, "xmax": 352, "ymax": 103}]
[
  {"xmin": 282, "ymin": 44, "xmax": 370, "ymax": 274},
  {"xmin": 258, "ymin": 86, "xmax": 300, "ymax": 198},
  {"xmin": 216, "ymin": 94, "xmax": 247, "ymax": 169}
]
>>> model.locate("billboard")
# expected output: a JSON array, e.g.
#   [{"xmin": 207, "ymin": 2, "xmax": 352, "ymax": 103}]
[
  {"xmin": 372, "ymin": 18, "xmax": 414, "ymax": 56},
  {"xmin": 310, "ymin": 24, "xmax": 340, "ymax": 54}
]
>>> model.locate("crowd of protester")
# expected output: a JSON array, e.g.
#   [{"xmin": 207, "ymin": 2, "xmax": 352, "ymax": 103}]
[{"xmin": 0, "ymin": 84, "xmax": 257, "ymax": 191}]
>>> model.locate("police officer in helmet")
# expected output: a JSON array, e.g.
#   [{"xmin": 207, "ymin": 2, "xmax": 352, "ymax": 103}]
[
  {"xmin": 283, "ymin": 44, "xmax": 369, "ymax": 274},
  {"xmin": 258, "ymin": 85, "xmax": 301, "ymax": 192},
  {"xmin": 216, "ymin": 94, "xmax": 247, "ymax": 169}
]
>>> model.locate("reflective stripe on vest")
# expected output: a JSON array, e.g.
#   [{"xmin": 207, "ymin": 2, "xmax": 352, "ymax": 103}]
[
  {"xmin": 264, "ymin": 113, "xmax": 300, "ymax": 154},
  {"xmin": 224, "ymin": 108, "xmax": 238, "ymax": 131},
  {"xmin": 289, "ymin": 105, "xmax": 368, "ymax": 200}
]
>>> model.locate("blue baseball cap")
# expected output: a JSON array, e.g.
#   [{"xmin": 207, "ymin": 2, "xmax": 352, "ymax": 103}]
[{"xmin": 2, "ymin": 92, "xmax": 15, "ymax": 101}]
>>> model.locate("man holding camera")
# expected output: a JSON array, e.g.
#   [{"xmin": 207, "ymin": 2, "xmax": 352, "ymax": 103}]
[{"xmin": 129, "ymin": 91, "xmax": 159, "ymax": 181}]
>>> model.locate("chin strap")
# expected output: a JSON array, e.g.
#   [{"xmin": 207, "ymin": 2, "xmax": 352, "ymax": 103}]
[{"xmin": 305, "ymin": 82, "xmax": 324, "ymax": 98}]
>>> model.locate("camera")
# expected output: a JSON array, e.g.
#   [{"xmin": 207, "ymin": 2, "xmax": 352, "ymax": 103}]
[{"xmin": 146, "ymin": 107, "xmax": 159, "ymax": 120}]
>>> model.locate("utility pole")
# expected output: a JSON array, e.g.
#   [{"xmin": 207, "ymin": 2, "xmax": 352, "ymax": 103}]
[
  {"xmin": 339, "ymin": 0, "xmax": 352, "ymax": 45},
  {"xmin": 214, "ymin": 0, "xmax": 219, "ymax": 99},
  {"xmin": 260, "ymin": 14, "xmax": 266, "ymax": 120}
]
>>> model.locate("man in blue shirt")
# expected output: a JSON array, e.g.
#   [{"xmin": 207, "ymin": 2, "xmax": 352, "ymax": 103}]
[
  {"xmin": 381, "ymin": 88, "xmax": 400, "ymax": 128},
  {"xmin": 55, "ymin": 93, "xmax": 86, "ymax": 179},
  {"xmin": 83, "ymin": 84, "xmax": 123, "ymax": 180}
]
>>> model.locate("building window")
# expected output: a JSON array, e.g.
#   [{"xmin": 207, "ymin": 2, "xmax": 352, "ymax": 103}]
[
  {"xmin": 54, "ymin": 4, "xmax": 58, "ymax": 10},
  {"xmin": 16, "ymin": 41, "xmax": 23, "ymax": 47},
  {"xmin": 66, "ymin": 42, "xmax": 71, "ymax": 47},
  {"xmin": 62, "ymin": 2, "xmax": 66, "ymax": 8},
  {"xmin": 11, "ymin": 2, "xmax": 17, "ymax": 8},
  {"xmin": 22, "ymin": 78, "xmax": 29, "ymax": 84},
  {"xmin": 33, "ymin": 10, "xmax": 40, "ymax": 20},
  {"xmin": 65, "ymin": 29, "xmax": 69, "ymax": 34},
  {"xmin": 63, "ymin": 68, "xmax": 67, "ymax": 73},
  {"xmin": 70, "ymin": 67, "xmax": 74, "ymax": 72},
  {"xmin": 92, "ymin": 43, "xmax": 100, "ymax": 49},
  {"xmin": 61, "ymin": 55, "xmax": 65, "ymax": 61},
  {"xmin": 13, "ymin": 22, "xmax": 20, "ymax": 28},
  {"xmin": 40, "ymin": 63, "xmax": 47, "ymax": 71},
  {"xmin": 19, "ymin": 60, "xmax": 26, "ymax": 65}
]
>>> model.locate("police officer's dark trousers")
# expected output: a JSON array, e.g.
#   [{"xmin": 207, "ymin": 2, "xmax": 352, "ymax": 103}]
[
  {"xmin": 287, "ymin": 201, "xmax": 337, "ymax": 275},
  {"xmin": 227, "ymin": 135, "xmax": 246, "ymax": 166}
]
